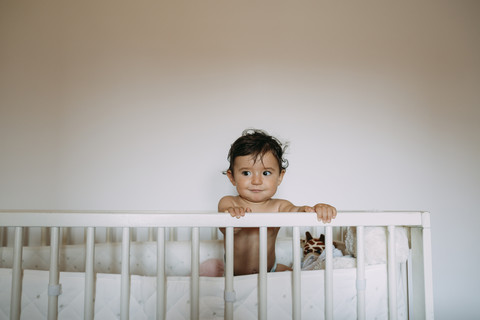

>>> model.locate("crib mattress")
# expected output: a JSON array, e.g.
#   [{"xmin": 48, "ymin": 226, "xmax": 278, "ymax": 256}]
[{"xmin": 0, "ymin": 265, "xmax": 407, "ymax": 320}]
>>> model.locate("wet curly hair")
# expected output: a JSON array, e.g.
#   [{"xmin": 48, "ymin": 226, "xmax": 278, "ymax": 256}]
[{"xmin": 226, "ymin": 129, "xmax": 289, "ymax": 174}]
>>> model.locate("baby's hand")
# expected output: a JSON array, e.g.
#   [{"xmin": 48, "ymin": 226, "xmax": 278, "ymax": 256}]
[
  {"xmin": 305, "ymin": 203, "xmax": 337, "ymax": 223},
  {"xmin": 225, "ymin": 207, "xmax": 252, "ymax": 219}
]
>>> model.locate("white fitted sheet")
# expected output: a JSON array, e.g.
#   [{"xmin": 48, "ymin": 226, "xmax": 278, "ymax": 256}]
[{"xmin": 0, "ymin": 264, "xmax": 407, "ymax": 320}]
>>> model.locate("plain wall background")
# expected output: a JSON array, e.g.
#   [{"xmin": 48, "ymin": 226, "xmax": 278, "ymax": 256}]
[{"xmin": 1, "ymin": 1, "xmax": 479, "ymax": 318}]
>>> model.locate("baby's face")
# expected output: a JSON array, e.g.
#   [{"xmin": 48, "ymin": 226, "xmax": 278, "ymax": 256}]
[{"xmin": 227, "ymin": 151, "xmax": 285, "ymax": 204}]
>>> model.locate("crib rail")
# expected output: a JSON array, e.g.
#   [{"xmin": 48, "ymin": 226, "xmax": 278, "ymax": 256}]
[
  {"xmin": 0, "ymin": 210, "xmax": 424, "ymax": 228},
  {"xmin": 0, "ymin": 210, "xmax": 434, "ymax": 320}
]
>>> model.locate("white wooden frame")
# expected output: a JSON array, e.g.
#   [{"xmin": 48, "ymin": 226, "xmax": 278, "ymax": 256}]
[{"xmin": 0, "ymin": 210, "xmax": 434, "ymax": 320}]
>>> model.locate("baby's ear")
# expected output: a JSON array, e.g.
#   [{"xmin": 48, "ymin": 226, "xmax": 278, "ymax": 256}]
[
  {"xmin": 226, "ymin": 170, "xmax": 236, "ymax": 186},
  {"xmin": 277, "ymin": 169, "xmax": 286, "ymax": 185}
]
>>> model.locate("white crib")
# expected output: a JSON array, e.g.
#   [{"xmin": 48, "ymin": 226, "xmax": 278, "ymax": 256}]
[{"xmin": 0, "ymin": 210, "xmax": 434, "ymax": 320}]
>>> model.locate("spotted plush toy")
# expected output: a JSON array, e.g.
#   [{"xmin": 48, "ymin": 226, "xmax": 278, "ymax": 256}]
[
  {"xmin": 302, "ymin": 231, "xmax": 326, "ymax": 256},
  {"xmin": 301, "ymin": 231, "xmax": 354, "ymax": 270}
]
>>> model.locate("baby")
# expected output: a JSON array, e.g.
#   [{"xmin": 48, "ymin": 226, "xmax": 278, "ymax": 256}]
[{"xmin": 218, "ymin": 129, "xmax": 337, "ymax": 275}]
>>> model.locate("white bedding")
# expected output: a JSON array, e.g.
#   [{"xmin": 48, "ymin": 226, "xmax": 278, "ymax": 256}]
[{"xmin": 0, "ymin": 265, "xmax": 407, "ymax": 319}]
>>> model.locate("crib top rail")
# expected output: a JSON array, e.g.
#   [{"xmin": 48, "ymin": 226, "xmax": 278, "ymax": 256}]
[{"xmin": 0, "ymin": 210, "xmax": 429, "ymax": 228}]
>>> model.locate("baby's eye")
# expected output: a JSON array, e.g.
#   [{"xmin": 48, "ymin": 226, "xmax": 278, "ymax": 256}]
[
  {"xmin": 263, "ymin": 171, "xmax": 272, "ymax": 176},
  {"xmin": 241, "ymin": 171, "xmax": 251, "ymax": 176}
]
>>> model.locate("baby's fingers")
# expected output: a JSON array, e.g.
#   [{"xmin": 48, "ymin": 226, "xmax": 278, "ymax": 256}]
[
  {"xmin": 316, "ymin": 210, "xmax": 330, "ymax": 223},
  {"xmin": 226, "ymin": 207, "xmax": 246, "ymax": 219},
  {"xmin": 330, "ymin": 207, "xmax": 337, "ymax": 220},
  {"xmin": 225, "ymin": 208, "xmax": 237, "ymax": 217},
  {"xmin": 236, "ymin": 208, "xmax": 246, "ymax": 218},
  {"xmin": 315, "ymin": 205, "xmax": 337, "ymax": 223}
]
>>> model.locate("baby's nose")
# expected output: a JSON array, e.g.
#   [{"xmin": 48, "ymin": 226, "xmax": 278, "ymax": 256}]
[{"xmin": 251, "ymin": 174, "xmax": 262, "ymax": 184}]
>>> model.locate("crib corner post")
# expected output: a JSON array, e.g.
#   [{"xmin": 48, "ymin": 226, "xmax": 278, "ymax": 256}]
[
  {"xmin": 410, "ymin": 212, "xmax": 434, "ymax": 320},
  {"xmin": 421, "ymin": 212, "xmax": 434, "ymax": 320}
]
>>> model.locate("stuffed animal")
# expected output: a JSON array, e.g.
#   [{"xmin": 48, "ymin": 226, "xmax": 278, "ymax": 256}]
[
  {"xmin": 302, "ymin": 231, "xmax": 326, "ymax": 256},
  {"xmin": 301, "ymin": 231, "xmax": 355, "ymax": 270}
]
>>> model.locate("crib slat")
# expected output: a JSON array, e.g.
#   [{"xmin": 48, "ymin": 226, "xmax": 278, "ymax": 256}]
[
  {"xmin": 84, "ymin": 227, "xmax": 95, "ymax": 320},
  {"xmin": 224, "ymin": 227, "xmax": 234, "ymax": 320},
  {"xmin": 258, "ymin": 226, "xmax": 267, "ymax": 320},
  {"xmin": 120, "ymin": 227, "xmax": 130, "ymax": 320},
  {"xmin": 156, "ymin": 227, "xmax": 166, "ymax": 320},
  {"xmin": 191, "ymin": 227, "xmax": 200, "ymax": 320},
  {"xmin": 387, "ymin": 225, "xmax": 397, "ymax": 320},
  {"xmin": 324, "ymin": 226, "xmax": 333, "ymax": 320},
  {"xmin": 292, "ymin": 226, "xmax": 301, "ymax": 320},
  {"xmin": 407, "ymin": 247, "xmax": 414, "ymax": 319},
  {"xmin": 48, "ymin": 227, "xmax": 60, "ymax": 320},
  {"xmin": 10, "ymin": 227, "xmax": 23, "ymax": 320},
  {"xmin": 356, "ymin": 226, "xmax": 366, "ymax": 320}
]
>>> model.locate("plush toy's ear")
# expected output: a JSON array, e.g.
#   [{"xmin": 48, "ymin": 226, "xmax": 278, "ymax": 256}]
[
  {"xmin": 306, "ymin": 231, "xmax": 313, "ymax": 241},
  {"xmin": 319, "ymin": 234, "xmax": 325, "ymax": 242}
]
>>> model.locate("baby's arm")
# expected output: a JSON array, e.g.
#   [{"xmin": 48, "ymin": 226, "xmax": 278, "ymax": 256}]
[
  {"xmin": 218, "ymin": 196, "xmax": 250, "ymax": 235},
  {"xmin": 280, "ymin": 201, "xmax": 337, "ymax": 223}
]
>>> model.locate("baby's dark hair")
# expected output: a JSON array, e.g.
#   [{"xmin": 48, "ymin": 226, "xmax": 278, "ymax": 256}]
[{"xmin": 226, "ymin": 129, "xmax": 289, "ymax": 174}]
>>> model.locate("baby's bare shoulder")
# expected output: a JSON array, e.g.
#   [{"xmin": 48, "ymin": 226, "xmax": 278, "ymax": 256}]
[
  {"xmin": 219, "ymin": 195, "xmax": 235, "ymax": 202},
  {"xmin": 218, "ymin": 195, "xmax": 239, "ymax": 211},
  {"xmin": 271, "ymin": 198, "xmax": 296, "ymax": 212}
]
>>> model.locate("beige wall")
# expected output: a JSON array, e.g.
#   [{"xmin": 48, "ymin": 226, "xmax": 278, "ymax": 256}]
[{"xmin": 1, "ymin": 1, "xmax": 479, "ymax": 317}]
